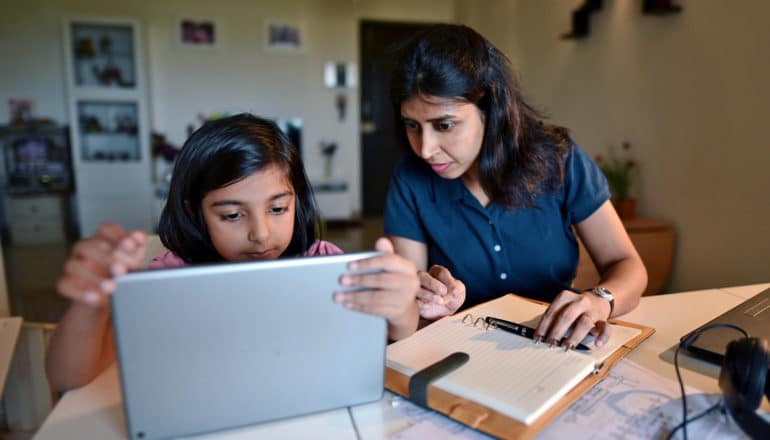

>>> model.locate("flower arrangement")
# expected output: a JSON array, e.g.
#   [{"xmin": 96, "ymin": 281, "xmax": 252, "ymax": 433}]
[{"xmin": 595, "ymin": 141, "xmax": 637, "ymax": 201}]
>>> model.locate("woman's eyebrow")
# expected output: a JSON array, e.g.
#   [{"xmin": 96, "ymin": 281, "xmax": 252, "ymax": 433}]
[
  {"xmin": 400, "ymin": 114, "xmax": 455, "ymax": 122},
  {"xmin": 426, "ymin": 114, "xmax": 455, "ymax": 122}
]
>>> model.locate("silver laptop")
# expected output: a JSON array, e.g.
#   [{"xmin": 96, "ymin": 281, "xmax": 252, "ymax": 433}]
[
  {"xmin": 111, "ymin": 251, "xmax": 386, "ymax": 440},
  {"xmin": 682, "ymin": 287, "xmax": 770, "ymax": 365}
]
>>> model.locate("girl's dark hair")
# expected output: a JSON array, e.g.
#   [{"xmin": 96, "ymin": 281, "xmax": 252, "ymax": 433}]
[
  {"xmin": 157, "ymin": 113, "xmax": 320, "ymax": 263},
  {"xmin": 390, "ymin": 24, "xmax": 571, "ymax": 208}
]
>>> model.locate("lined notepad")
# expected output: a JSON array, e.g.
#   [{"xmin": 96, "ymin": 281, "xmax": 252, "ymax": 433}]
[{"xmin": 386, "ymin": 295, "xmax": 642, "ymax": 425}]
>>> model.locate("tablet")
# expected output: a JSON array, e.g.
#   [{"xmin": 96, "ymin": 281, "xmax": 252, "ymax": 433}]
[{"xmin": 111, "ymin": 251, "xmax": 386, "ymax": 439}]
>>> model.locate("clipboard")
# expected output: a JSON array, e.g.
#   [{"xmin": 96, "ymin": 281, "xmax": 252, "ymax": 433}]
[{"xmin": 384, "ymin": 294, "xmax": 655, "ymax": 440}]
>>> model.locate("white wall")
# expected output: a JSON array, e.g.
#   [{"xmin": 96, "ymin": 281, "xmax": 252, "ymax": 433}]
[
  {"xmin": 5, "ymin": 0, "xmax": 768, "ymax": 293},
  {"xmin": 458, "ymin": 0, "xmax": 770, "ymax": 292},
  {"xmin": 0, "ymin": 0, "xmax": 456, "ymax": 222}
]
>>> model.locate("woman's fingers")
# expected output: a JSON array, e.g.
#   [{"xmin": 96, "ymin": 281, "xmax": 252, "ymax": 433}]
[
  {"xmin": 534, "ymin": 290, "xmax": 578, "ymax": 341},
  {"xmin": 428, "ymin": 265, "xmax": 454, "ymax": 291},
  {"xmin": 592, "ymin": 320, "xmax": 611, "ymax": 348},
  {"xmin": 535, "ymin": 290, "xmax": 615, "ymax": 349},
  {"xmin": 415, "ymin": 287, "xmax": 437, "ymax": 302},
  {"xmin": 561, "ymin": 313, "xmax": 595, "ymax": 349},
  {"xmin": 418, "ymin": 270, "xmax": 447, "ymax": 299}
]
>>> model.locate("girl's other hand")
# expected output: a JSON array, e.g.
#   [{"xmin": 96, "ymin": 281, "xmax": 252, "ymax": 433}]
[
  {"xmin": 334, "ymin": 237, "xmax": 420, "ymax": 339},
  {"xmin": 417, "ymin": 265, "xmax": 465, "ymax": 320},
  {"xmin": 56, "ymin": 223, "xmax": 147, "ymax": 308}
]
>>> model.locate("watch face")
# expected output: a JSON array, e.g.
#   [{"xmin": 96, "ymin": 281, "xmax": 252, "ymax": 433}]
[{"xmin": 595, "ymin": 287, "xmax": 614, "ymax": 300}]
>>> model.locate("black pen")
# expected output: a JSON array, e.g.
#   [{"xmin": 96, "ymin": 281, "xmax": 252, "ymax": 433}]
[{"xmin": 484, "ymin": 316, "xmax": 591, "ymax": 351}]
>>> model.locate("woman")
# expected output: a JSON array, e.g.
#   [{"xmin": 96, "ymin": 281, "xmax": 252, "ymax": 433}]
[{"xmin": 384, "ymin": 24, "xmax": 647, "ymax": 350}]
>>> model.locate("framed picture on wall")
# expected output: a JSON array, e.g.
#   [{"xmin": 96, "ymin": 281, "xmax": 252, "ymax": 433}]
[
  {"xmin": 264, "ymin": 20, "xmax": 305, "ymax": 53},
  {"xmin": 179, "ymin": 18, "xmax": 218, "ymax": 48}
]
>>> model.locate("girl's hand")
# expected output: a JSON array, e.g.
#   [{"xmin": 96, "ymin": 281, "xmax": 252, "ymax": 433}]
[
  {"xmin": 56, "ymin": 223, "xmax": 147, "ymax": 308},
  {"xmin": 333, "ymin": 238, "xmax": 420, "ymax": 340},
  {"xmin": 534, "ymin": 290, "xmax": 612, "ymax": 350},
  {"xmin": 416, "ymin": 265, "xmax": 465, "ymax": 320}
]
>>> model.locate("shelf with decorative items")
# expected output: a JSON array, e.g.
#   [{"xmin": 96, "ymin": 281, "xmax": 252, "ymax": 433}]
[{"xmin": 63, "ymin": 17, "xmax": 154, "ymax": 237}]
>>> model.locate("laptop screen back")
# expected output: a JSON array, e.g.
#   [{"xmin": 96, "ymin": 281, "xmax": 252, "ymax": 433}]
[
  {"xmin": 111, "ymin": 252, "xmax": 386, "ymax": 440},
  {"xmin": 683, "ymin": 287, "xmax": 770, "ymax": 365}
]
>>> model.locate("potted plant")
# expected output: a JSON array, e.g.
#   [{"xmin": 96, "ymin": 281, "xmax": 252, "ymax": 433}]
[{"xmin": 596, "ymin": 141, "xmax": 638, "ymax": 219}]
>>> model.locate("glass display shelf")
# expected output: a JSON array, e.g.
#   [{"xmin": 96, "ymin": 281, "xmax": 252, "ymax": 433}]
[
  {"xmin": 70, "ymin": 22, "xmax": 136, "ymax": 88},
  {"xmin": 77, "ymin": 101, "xmax": 140, "ymax": 161}
]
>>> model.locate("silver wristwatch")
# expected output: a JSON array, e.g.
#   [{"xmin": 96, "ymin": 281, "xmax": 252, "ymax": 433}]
[{"xmin": 589, "ymin": 287, "xmax": 615, "ymax": 319}]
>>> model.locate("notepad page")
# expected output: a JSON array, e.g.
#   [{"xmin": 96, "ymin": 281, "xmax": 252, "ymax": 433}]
[
  {"xmin": 387, "ymin": 316, "xmax": 596, "ymax": 425},
  {"xmin": 468, "ymin": 295, "xmax": 642, "ymax": 365}
]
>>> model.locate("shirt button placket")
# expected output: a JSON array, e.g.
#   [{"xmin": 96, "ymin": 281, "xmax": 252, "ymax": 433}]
[{"xmin": 488, "ymin": 214, "xmax": 508, "ymax": 283}]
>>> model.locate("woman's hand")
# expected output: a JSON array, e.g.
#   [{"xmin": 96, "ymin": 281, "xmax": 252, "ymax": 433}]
[
  {"xmin": 416, "ymin": 265, "xmax": 465, "ymax": 320},
  {"xmin": 333, "ymin": 237, "xmax": 420, "ymax": 340},
  {"xmin": 57, "ymin": 223, "xmax": 147, "ymax": 308},
  {"xmin": 534, "ymin": 290, "xmax": 612, "ymax": 350}
]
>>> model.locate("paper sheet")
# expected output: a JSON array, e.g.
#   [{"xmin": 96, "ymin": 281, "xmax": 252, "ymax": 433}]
[
  {"xmin": 538, "ymin": 359, "xmax": 749, "ymax": 439},
  {"xmin": 387, "ymin": 359, "xmax": 752, "ymax": 440}
]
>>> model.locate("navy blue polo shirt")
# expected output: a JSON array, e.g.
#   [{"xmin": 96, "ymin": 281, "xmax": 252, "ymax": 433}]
[{"xmin": 384, "ymin": 143, "xmax": 610, "ymax": 310}]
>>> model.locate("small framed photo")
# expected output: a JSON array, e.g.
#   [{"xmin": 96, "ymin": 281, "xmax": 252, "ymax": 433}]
[
  {"xmin": 179, "ymin": 18, "xmax": 218, "ymax": 47},
  {"xmin": 265, "ymin": 20, "xmax": 305, "ymax": 53}
]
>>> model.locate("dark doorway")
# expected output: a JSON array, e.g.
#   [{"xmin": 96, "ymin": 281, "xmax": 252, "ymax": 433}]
[{"xmin": 360, "ymin": 20, "xmax": 435, "ymax": 218}]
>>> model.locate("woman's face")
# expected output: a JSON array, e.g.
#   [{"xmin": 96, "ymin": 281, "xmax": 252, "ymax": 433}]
[
  {"xmin": 201, "ymin": 164, "xmax": 296, "ymax": 262},
  {"xmin": 400, "ymin": 94, "xmax": 486, "ymax": 180}
]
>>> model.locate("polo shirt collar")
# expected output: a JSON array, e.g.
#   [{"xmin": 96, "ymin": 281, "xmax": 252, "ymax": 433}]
[{"xmin": 429, "ymin": 172, "xmax": 467, "ymax": 203}]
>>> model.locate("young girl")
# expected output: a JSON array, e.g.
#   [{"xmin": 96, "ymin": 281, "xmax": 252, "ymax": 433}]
[{"xmin": 47, "ymin": 114, "xmax": 420, "ymax": 392}]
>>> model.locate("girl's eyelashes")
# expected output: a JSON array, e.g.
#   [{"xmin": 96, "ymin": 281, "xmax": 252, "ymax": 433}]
[
  {"xmin": 219, "ymin": 212, "xmax": 244, "ymax": 221},
  {"xmin": 403, "ymin": 120, "xmax": 419, "ymax": 131},
  {"xmin": 268, "ymin": 206, "xmax": 289, "ymax": 215}
]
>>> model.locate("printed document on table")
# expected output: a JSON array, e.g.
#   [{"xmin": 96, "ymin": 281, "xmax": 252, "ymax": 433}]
[{"xmin": 388, "ymin": 359, "xmax": 751, "ymax": 439}]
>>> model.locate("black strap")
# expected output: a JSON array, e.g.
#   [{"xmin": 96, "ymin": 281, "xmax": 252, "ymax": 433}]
[{"xmin": 408, "ymin": 352, "xmax": 470, "ymax": 407}]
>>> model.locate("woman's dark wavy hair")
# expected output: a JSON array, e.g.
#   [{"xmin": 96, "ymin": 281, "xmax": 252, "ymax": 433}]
[
  {"xmin": 157, "ymin": 113, "xmax": 320, "ymax": 263},
  {"xmin": 390, "ymin": 24, "xmax": 571, "ymax": 209}
]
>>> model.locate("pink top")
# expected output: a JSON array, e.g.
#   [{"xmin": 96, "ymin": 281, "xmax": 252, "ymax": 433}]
[{"xmin": 148, "ymin": 240, "xmax": 344, "ymax": 269}]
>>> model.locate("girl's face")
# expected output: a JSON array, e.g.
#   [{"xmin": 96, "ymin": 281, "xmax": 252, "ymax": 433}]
[
  {"xmin": 201, "ymin": 164, "xmax": 296, "ymax": 262},
  {"xmin": 400, "ymin": 94, "xmax": 486, "ymax": 181}
]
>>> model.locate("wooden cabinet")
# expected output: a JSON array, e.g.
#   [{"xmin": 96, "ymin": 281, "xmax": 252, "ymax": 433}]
[
  {"xmin": 574, "ymin": 217, "xmax": 675, "ymax": 296},
  {"xmin": 7, "ymin": 195, "xmax": 67, "ymax": 245}
]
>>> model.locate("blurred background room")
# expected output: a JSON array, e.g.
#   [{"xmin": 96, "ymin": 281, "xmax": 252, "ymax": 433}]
[{"xmin": 0, "ymin": 0, "xmax": 769, "ymax": 437}]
